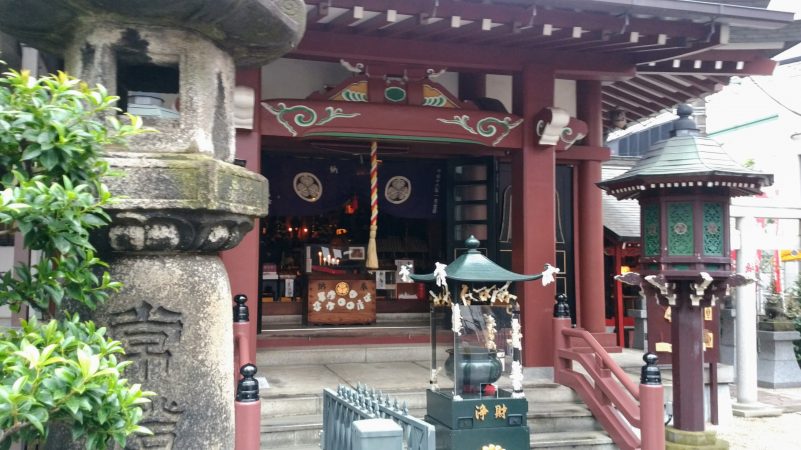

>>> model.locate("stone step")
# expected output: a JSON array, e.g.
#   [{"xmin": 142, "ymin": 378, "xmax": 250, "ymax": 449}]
[
  {"xmin": 261, "ymin": 323, "xmax": 430, "ymax": 341},
  {"xmin": 261, "ymin": 312, "xmax": 429, "ymax": 327},
  {"xmin": 531, "ymin": 431, "xmax": 616, "ymax": 449},
  {"xmin": 257, "ymin": 343, "xmax": 436, "ymax": 367},
  {"xmin": 262, "ymin": 383, "xmax": 580, "ymax": 417},
  {"xmin": 261, "ymin": 428, "xmax": 618, "ymax": 450}
]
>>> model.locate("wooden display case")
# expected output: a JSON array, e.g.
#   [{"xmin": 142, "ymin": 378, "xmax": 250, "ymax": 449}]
[{"xmin": 307, "ymin": 275, "xmax": 376, "ymax": 325}]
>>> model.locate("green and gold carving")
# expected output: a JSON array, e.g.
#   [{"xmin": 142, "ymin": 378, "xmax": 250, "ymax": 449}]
[
  {"xmin": 436, "ymin": 115, "xmax": 523, "ymax": 146},
  {"xmin": 668, "ymin": 202, "xmax": 694, "ymax": 256},
  {"xmin": 643, "ymin": 203, "xmax": 661, "ymax": 256},
  {"xmin": 262, "ymin": 103, "xmax": 360, "ymax": 136},
  {"xmin": 703, "ymin": 202, "xmax": 724, "ymax": 255}
]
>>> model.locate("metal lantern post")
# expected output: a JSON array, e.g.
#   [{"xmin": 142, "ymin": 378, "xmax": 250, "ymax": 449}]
[
  {"xmin": 599, "ymin": 104, "xmax": 772, "ymax": 449},
  {"xmin": 409, "ymin": 236, "xmax": 555, "ymax": 450}
]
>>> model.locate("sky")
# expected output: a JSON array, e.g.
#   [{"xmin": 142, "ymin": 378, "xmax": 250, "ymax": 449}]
[
  {"xmin": 768, "ymin": 0, "xmax": 801, "ymax": 18},
  {"xmin": 768, "ymin": 0, "xmax": 801, "ymax": 61}
]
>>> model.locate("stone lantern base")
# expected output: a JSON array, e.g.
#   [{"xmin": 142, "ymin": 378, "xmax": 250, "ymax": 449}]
[
  {"xmin": 665, "ymin": 427, "xmax": 729, "ymax": 449},
  {"xmin": 756, "ymin": 327, "xmax": 801, "ymax": 388}
]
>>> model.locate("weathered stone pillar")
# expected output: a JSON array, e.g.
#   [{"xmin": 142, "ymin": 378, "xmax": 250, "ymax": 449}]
[{"xmin": 0, "ymin": 2, "xmax": 305, "ymax": 448}]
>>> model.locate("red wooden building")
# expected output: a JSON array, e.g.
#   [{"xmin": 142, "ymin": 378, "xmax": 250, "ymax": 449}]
[{"xmin": 222, "ymin": 0, "xmax": 796, "ymax": 369}]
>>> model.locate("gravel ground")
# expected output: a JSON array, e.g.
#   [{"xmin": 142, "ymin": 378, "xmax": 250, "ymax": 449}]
[{"xmin": 715, "ymin": 412, "xmax": 801, "ymax": 449}]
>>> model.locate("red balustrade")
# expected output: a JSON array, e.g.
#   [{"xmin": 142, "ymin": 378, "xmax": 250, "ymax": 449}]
[{"xmin": 553, "ymin": 299, "xmax": 665, "ymax": 450}]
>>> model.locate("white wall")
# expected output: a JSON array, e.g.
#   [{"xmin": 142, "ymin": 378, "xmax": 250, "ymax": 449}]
[
  {"xmin": 261, "ymin": 58, "xmax": 352, "ymax": 100},
  {"xmin": 261, "ymin": 58, "xmax": 462, "ymax": 102},
  {"xmin": 486, "ymin": 74, "xmax": 513, "ymax": 112},
  {"xmin": 554, "ymin": 79, "xmax": 577, "ymax": 117}
]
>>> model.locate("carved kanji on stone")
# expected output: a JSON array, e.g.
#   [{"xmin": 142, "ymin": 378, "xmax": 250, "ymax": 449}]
[
  {"xmin": 127, "ymin": 397, "xmax": 184, "ymax": 450},
  {"xmin": 109, "ymin": 302, "xmax": 183, "ymax": 380}
]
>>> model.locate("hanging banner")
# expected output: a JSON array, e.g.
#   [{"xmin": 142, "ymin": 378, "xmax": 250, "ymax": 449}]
[
  {"xmin": 264, "ymin": 156, "xmax": 444, "ymax": 219},
  {"xmin": 379, "ymin": 160, "xmax": 444, "ymax": 219},
  {"xmin": 263, "ymin": 156, "xmax": 357, "ymax": 215}
]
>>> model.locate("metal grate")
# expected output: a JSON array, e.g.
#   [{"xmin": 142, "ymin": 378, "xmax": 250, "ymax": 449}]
[{"xmin": 322, "ymin": 383, "xmax": 435, "ymax": 450}]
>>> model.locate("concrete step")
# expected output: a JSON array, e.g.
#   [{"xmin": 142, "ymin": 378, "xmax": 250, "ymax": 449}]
[
  {"xmin": 271, "ymin": 430, "xmax": 614, "ymax": 450},
  {"xmin": 262, "ymin": 383, "xmax": 580, "ymax": 417},
  {"xmin": 531, "ymin": 431, "xmax": 616, "ymax": 449},
  {"xmin": 257, "ymin": 343, "xmax": 437, "ymax": 367},
  {"xmin": 529, "ymin": 402, "xmax": 603, "ymax": 433}
]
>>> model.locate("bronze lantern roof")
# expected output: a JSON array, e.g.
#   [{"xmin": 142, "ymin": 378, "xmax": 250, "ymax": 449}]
[
  {"xmin": 598, "ymin": 104, "xmax": 773, "ymax": 200},
  {"xmin": 411, "ymin": 236, "xmax": 542, "ymax": 283}
]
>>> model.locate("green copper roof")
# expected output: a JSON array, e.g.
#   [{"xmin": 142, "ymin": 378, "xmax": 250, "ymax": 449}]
[
  {"xmin": 410, "ymin": 236, "xmax": 542, "ymax": 283},
  {"xmin": 598, "ymin": 104, "xmax": 772, "ymax": 198},
  {"xmin": 608, "ymin": 134, "xmax": 768, "ymax": 180}
]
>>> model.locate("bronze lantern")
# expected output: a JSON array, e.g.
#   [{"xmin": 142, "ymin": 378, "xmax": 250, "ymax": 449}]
[{"xmin": 598, "ymin": 104, "xmax": 772, "ymax": 447}]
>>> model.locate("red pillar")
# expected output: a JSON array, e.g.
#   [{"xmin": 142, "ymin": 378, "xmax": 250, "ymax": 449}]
[
  {"xmin": 577, "ymin": 160, "xmax": 605, "ymax": 333},
  {"xmin": 512, "ymin": 65, "xmax": 556, "ymax": 368},
  {"xmin": 576, "ymin": 81, "xmax": 606, "ymax": 334},
  {"xmin": 222, "ymin": 68, "xmax": 262, "ymax": 365}
]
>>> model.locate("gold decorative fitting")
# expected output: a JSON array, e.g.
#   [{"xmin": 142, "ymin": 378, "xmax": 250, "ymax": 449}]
[
  {"xmin": 481, "ymin": 445, "xmax": 506, "ymax": 450},
  {"xmin": 335, "ymin": 282, "xmax": 350, "ymax": 296}
]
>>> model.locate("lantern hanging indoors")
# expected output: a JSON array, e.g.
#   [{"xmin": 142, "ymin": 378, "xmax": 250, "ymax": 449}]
[
  {"xmin": 408, "ymin": 236, "xmax": 557, "ymax": 450},
  {"xmin": 598, "ymin": 104, "xmax": 772, "ymax": 449}
]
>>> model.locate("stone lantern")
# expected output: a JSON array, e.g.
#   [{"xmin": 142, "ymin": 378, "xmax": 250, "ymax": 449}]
[
  {"xmin": 0, "ymin": 1, "xmax": 305, "ymax": 449},
  {"xmin": 598, "ymin": 104, "xmax": 772, "ymax": 449},
  {"xmin": 409, "ymin": 236, "xmax": 555, "ymax": 450}
]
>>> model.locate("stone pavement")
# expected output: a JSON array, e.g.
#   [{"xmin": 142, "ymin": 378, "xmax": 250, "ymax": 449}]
[{"xmin": 750, "ymin": 385, "xmax": 801, "ymax": 413}]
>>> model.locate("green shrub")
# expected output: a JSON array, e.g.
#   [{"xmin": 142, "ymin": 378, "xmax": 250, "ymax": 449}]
[
  {"xmin": 0, "ymin": 68, "xmax": 153, "ymax": 449},
  {"xmin": 0, "ymin": 316, "xmax": 150, "ymax": 449}
]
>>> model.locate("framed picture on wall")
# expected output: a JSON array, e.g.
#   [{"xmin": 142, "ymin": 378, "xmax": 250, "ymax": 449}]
[{"xmin": 348, "ymin": 246, "xmax": 365, "ymax": 260}]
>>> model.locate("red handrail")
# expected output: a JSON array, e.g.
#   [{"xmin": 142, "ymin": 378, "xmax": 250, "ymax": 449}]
[
  {"xmin": 233, "ymin": 294, "xmax": 260, "ymax": 450},
  {"xmin": 553, "ymin": 316, "xmax": 665, "ymax": 450}
]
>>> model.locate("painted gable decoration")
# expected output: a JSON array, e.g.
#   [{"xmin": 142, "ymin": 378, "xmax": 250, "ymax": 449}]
[
  {"xmin": 329, "ymin": 81, "xmax": 368, "ymax": 102},
  {"xmin": 261, "ymin": 61, "xmax": 526, "ymax": 148},
  {"xmin": 317, "ymin": 60, "xmax": 464, "ymax": 108}
]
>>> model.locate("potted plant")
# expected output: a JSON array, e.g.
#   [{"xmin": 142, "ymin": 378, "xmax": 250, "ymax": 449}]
[{"xmin": 0, "ymin": 68, "xmax": 153, "ymax": 449}]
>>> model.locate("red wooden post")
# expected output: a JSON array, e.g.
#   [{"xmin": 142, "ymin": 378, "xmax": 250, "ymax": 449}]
[
  {"xmin": 576, "ymin": 80, "xmax": 606, "ymax": 335},
  {"xmin": 235, "ymin": 364, "xmax": 262, "ymax": 450},
  {"xmin": 512, "ymin": 64, "xmax": 556, "ymax": 368},
  {"xmin": 639, "ymin": 353, "xmax": 665, "ymax": 450},
  {"xmin": 222, "ymin": 68, "xmax": 263, "ymax": 364}
]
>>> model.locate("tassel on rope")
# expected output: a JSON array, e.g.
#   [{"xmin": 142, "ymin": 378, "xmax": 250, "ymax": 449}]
[{"xmin": 365, "ymin": 140, "xmax": 379, "ymax": 269}]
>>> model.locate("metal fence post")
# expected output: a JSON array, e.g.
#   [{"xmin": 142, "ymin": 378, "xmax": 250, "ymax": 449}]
[
  {"xmin": 639, "ymin": 352, "xmax": 666, "ymax": 450},
  {"xmin": 552, "ymin": 293, "xmax": 572, "ymax": 383}
]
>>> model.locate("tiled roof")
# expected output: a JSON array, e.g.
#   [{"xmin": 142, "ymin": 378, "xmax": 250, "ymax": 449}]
[
  {"xmin": 602, "ymin": 165, "xmax": 641, "ymax": 240},
  {"xmin": 599, "ymin": 114, "xmax": 774, "ymax": 199},
  {"xmin": 608, "ymin": 134, "xmax": 767, "ymax": 180}
]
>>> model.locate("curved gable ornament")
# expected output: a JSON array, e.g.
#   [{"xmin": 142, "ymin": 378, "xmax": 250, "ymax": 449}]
[
  {"xmin": 535, "ymin": 107, "xmax": 571, "ymax": 146},
  {"xmin": 535, "ymin": 107, "xmax": 588, "ymax": 151},
  {"xmin": 262, "ymin": 102, "xmax": 361, "ymax": 136},
  {"xmin": 436, "ymin": 115, "xmax": 524, "ymax": 147}
]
